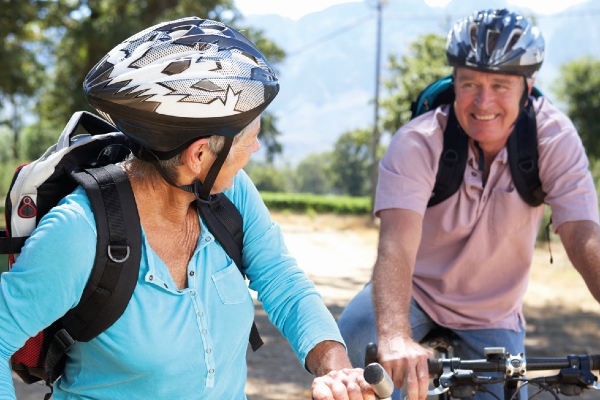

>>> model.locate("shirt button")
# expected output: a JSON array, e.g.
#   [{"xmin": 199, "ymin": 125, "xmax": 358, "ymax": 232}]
[
  {"xmin": 197, "ymin": 311, "xmax": 204, "ymax": 317},
  {"xmin": 205, "ymin": 237, "xmax": 211, "ymax": 242},
  {"xmin": 206, "ymin": 348, "xmax": 212, "ymax": 354},
  {"xmin": 189, "ymin": 271, "xmax": 195, "ymax": 276},
  {"xmin": 471, "ymin": 171, "xmax": 477, "ymax": 177},
  {"xmin": 190, "ymin": 291, "xmax": 196, "ymax": 296},
  {"xmin": 209, "ymin": 369, "xmax": 214, "ymax": 374},
  {"xmin": 149, "ymin": 275, "xmax": 153, "ymax": 281},
  {"xmin": 202, "ymin": 329, "xmax": 207, "ymax": 334}
]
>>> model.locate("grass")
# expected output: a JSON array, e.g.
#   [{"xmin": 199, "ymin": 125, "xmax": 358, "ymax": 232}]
[{"xmin": 0, "ymin": 254, "xmax": 7, "ymax": 274}]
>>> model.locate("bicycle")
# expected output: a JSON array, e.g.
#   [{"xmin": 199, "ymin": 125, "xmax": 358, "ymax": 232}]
[{"xmin": 363, "ymin": 342, "xmax": 600, "ymax": 399}]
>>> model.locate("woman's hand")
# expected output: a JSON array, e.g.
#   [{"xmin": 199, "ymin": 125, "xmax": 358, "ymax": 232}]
[{"xmin": 311, "ymin": 367, "xmax": 377, "ymax": 400}]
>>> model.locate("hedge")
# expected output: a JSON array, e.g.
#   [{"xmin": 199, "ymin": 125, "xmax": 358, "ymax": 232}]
[{"xmin": 259, "ymin": 192, "xmax": 370, "ymax": 215}]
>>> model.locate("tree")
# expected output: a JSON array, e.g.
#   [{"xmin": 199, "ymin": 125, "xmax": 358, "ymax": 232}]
[
  {"xmin": 553, "ymin": 56, "xmax": 600, "ymax": 159},
  {"xmin": 381, "ymin": 33, "xmax": 451, "ymax": 135},
  {"xmin": 257, "ymin": 112, "xmax": 283, "ymax": 164},
  {"xmin": 0, "ymin": 1, "xmax": 54, "ymax": 159},
  {"xmin": 244, "ymin": 160, "xmax": 291, "ymax": 192},
  {"xmin": 294, "ymin": 152, "xmax": 333, "ymax": 194},
  {"xmin": 21, "ymin": 121, "xmax": 61, "ymax": 160},
  {"xmin": 330, "ymin": 128, "xmax": 373, "ymax": 197}
]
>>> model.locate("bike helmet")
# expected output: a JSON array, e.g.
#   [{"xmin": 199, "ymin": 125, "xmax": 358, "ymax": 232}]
[
  {"xmin": 446, "ymin": 9, "xmax": 544, "ymax": 78},
  {"xmin": 84, "ymin": 17, "xmax": 279, "ymax": 161}
]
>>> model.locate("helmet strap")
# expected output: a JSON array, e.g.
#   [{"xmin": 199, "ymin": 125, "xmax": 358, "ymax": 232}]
[
  {"xmin": 190, "ymin": 136, "xmax": 234, "ymax": 202},
  {"xmin": 143, "ymin": 136, "xmax": 234, "ymax": 202},
  {"xmin": 518, "ymin": 77, "xmax": 529, "ymax": 115}
]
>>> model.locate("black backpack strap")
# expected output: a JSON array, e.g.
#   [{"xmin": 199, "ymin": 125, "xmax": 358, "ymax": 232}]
[
  {"xmin": 427, "ymin": 105, "xmax": 469, "ymax": 207},
  {"xmin": 196, "ymin": 194, "xmax": 263, "ymax": 352},
  {"xmin": 0, "ymin": 231, "xmax": 26, "ymax": 254},
  {"xmin": 44, "ymin": 164, "xmax": 141, "ymax": 382},
  {"xmin": 507, "ymin": 102, "xmax": 546, "ymax": 207}
]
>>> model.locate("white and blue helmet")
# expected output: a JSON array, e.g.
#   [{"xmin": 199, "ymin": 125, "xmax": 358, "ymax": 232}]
[
  {"xmin": 446, "ymin": 9, "xmax": 544, "ymax": 79},
  {"xmin": 84, "ymin": 17, "xmax": 279, "ymax": 160}
]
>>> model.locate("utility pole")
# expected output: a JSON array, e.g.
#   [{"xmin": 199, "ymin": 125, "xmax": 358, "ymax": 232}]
[{"xmin": 369, "ymin": 0, "xmax": 384, "ymax": 221}]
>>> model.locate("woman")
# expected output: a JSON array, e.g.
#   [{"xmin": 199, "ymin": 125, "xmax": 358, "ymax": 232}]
[{"xmin": 0, "ymin": 17, "xmax": 375, "ymax": 399}]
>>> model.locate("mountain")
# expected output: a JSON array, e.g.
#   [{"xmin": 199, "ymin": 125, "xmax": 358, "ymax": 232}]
[{"xmin": 240, "ymin": 0, "xmax": 600, "ymax": 165}]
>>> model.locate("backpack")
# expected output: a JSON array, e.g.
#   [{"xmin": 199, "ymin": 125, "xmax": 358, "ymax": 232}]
[
  {"xmin": 410, "ymin": 74, "xmax": 546, "ymax": 207},
  {"xmin": 0, "ymin": 111, "xmax": 262, "ymax": 392}
]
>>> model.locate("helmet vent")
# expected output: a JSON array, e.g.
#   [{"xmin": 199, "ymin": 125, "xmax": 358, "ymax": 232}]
[
  {"xmin": 469, "ymin": 24, "xmax": 478, "ymax": 48},
  {"xmin": 506, "ymin": 29, "xmax": 523, "ymax": 52},
  {"xmin": 486, "ymin": 30, "xmax": 500, "ymax": 54}
]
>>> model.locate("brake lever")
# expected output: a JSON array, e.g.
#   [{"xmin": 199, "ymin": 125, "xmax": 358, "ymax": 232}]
[{"xmin": 428, "ymin": 385, "xmax": 450, "ymax": 396}]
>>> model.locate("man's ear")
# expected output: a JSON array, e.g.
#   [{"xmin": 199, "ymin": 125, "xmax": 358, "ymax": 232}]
[{"xmin": 181, "ymin": 137, "xmax": 210, "ymax": 174}]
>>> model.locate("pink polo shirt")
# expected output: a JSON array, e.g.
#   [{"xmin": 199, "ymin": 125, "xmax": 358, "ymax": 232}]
[{"xmin": 375, "ymin": 97, "xmax": 599, "ymax": 331}]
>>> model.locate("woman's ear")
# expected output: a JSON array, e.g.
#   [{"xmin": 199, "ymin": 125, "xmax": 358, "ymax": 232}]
[{"xmin": 181, "ymin": 138, "xmax": 211, "ymax": 174}]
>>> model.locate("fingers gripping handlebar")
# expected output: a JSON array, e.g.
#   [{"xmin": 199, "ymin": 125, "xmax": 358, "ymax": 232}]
[
  {"xmin": 364, "ymin": 342, "xmax": 600, "ymax": 398},
  {"xmin": 363, "ymin": 343, "xmax": 394, "ymax": 399}
]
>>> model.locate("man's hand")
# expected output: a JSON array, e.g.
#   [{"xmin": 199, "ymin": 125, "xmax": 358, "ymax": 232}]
[
  {"xmin": 311, "ymin": 368, "xmax": 376, "ymax": 400},
  {"xmin": 378, "ymin": 335, "xmax": 433, "ymax": 400}
]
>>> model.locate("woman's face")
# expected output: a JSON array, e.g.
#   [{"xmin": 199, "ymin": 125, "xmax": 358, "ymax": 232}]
[{"xmin": 210, "ymin": 119, "xmax": 261, "ymax": 193}]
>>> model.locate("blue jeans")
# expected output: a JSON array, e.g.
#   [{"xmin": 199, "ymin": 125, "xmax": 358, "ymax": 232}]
[{"xmin": 337, "ymin": 282, "xmax": 527, "ymax": 400}]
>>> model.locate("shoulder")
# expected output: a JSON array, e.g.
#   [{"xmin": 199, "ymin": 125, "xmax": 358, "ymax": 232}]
[
  {"xmin": 532, "ymin": 96, "xmax": 577, "ymax": 139},
  {"xmin": 222, "ymin": 170, "xmax": 265, "ymax": 219},
  {"xmin": 384, "ymin": 105, "xmax": 449, "ymax": 166}
]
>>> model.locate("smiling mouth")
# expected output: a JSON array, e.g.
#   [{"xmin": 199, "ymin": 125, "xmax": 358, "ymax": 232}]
[{"xmin": 473, "ymin": 114, "xmax": 497, "ymax": 121}]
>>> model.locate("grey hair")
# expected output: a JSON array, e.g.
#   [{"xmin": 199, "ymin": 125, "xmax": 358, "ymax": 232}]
[{"xmin": 124, "ymin": 117, "xmax": 260, "ymax": 187}]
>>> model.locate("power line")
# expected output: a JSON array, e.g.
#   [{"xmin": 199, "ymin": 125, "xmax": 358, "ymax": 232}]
[
  {"xmin": 383, "ymin": 8, "xmax": 600, "ymax": 21},
  {"xmin": 284, "ymin": 7, "xmax": 600, "ymax": 58},
  {"xmin": 286, "ymin": 13, "xmax": 374, "ymax": 57}
]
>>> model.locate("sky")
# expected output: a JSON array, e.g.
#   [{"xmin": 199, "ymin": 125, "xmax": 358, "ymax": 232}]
[{"xmin": 235, "ymin": 0, "xmax": 591, "ymax": 20}]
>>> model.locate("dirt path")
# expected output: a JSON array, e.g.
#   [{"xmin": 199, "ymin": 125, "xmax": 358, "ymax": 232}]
[
  {"xmin": 12, "ymin": 213, "xmax": 600, "ymax": 399},
  {"xmin": 245, "ymin": 213, "xmax": 600, "ymax": 400}
]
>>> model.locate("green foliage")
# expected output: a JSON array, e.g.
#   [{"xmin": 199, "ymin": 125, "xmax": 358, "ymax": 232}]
[
  {"xmin": 552, "ymin": 56, "xmax": 600, "ymax": 159},
  {"xmin": 21, "ymin": 122, "xmax": 61, "ymax": 160},
  {"xmin": 381, "ymin": 33, "xmax": 451, "ymax": 134},
  {"xmin": 294, "ymin": 152, "xmax": 333, "ymax": 194},
  {"xmin": 260, "ymin": 192, "xmax": 370, "ymax": 215},
  {"xmin": 0, "ymin": 160, "xmax": 23, "ymax": 200},
  {"xmin": 0, "ymin": 254, "xmax": 7, "ymax": 274},
  {"xmin": 0, "ymin": 128, "xmax": 13, "ymax": 163},
  {"xmin": 257, "ymin": 113, "xmax": 283, "ymax": 164},
  {"xmin": 244, "ymin": 161, "xmax": 292, "ymax": 192},
  {"xmin": 330, "ymin": 128, "xmax": 373, "ymax": 196}
]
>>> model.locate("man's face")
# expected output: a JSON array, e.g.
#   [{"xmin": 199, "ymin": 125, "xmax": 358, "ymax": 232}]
[{"xmin": 453, "ymin": 67, "xmax": 527, "ymax": 151}]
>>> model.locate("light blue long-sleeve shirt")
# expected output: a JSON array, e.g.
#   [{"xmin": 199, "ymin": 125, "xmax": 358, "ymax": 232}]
[{"xmin": 0, "ymin": 170, "xmax": 343, "ymax": 399}]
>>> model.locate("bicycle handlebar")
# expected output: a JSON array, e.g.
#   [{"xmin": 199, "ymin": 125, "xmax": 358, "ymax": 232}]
[
  {"xmin": 364, "ymin": 342, "xmax": 600, "ymax": 398},
  {"xmin": 427, "ymin": 354, "xmax": 600, "ymax": 375}
]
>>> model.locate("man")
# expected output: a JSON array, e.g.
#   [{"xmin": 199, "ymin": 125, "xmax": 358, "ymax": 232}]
[
  {"xmin": 338, "ymin": 8, "xmax": 600, "ymax": 400},
  {"xmin": 0, "ymin": 17, "xmax": 375, "ymax": 399}
]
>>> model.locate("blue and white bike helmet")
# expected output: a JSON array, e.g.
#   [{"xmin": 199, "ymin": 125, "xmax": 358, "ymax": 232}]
[{"xmin": 446, "ymin": 9, "xmax": 544, "ymax": 79}]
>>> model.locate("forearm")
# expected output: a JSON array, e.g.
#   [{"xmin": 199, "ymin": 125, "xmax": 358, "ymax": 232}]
[
  {"xmin": 305, "ymin": 340, "xmax": 352, "ymax": 376},
  {"xmin": 558, "ymin": 220, "xmax": 600, "ymax": 303},
  {"xmin": 371, "ymin": 209, "xmax": 422, "ymax": 341},
  {"xmin": 372, "ymin": 250, "xmax": 414, "ymax": 340}
]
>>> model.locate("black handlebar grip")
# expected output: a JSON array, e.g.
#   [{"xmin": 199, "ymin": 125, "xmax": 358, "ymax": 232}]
[
  {"xmin": 427, "ymin": 358, "xmax": 442, "ymax": 374},
  {"xmin": 365, "ymin": 342, "xmax": 379, "ymax": 367},
  {"xmin": 590, "ymin": 355, "xmax": 600, "ymax": 370}
]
